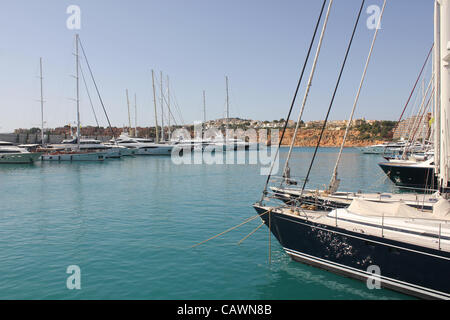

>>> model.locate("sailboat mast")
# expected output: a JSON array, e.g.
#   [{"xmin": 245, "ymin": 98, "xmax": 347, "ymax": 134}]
[
  {"xmin": 152, "ymin": 69, "xmax": 160, "ymax": 143},
  {"xmin": 167, "ymin": 75, "xmax": 171, "ymax": 141},
  {"xmin": 435, "ymin": 0, "xmax": 442, "ymax": 188},
  {"xmin": 39, "ymin": 57, "xmax": 44, "ymax": 145},
  {"xmin": 225, "ymin": 76, "xmax": 229, "ymax": 133},
  {"xmin": 126, "ymin": 89, "xmax": 132, "ymax": 136},
  {"xmin": 203, "ymin": 90, "xmax": 206, "ymax": 124},
  {"xmin": 160, "ymin": 71, "xmax": 164, "ymax": 142},
  {"xmin": 135, "ymin": 93, "xmax": 138, "ymax": 137},
  {"xmin": 438, "ymin": 0, "xmax": 450, "ymax": 193},
  {"xmin": 75, "ymin": 34, "xmax": 81, "ymax": 150}
]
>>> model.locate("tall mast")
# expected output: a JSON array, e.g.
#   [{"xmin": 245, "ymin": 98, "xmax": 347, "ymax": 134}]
[
  {"xmin": 152, "ymin": 69, "xmax": 160, "ymax": 143},
  {"xmin": 160, "ymin": 71, "xmax": 164, "ymax": 142},
  {"xmin": 135, "ymin": 93, "xmax": 138, "ymax": 137},
  {"xmin": 167, "ymin": 75, "xmax": 171, "ymax": 141},
  {"xmin": 225, "ymin": 76, "xmax": 229, "ymax": 133},
  {"xmin": 39, "ymin": 57, "xmax": 45, "ymax": 145},
  {"xmin": 437, "ymin": 0, "xmax": 450, "ymax": 193},
  {"xmin": 422, "ymin": 77, "xmax": 426, "ymax": 144},
  {"xmin": 126, "ymin": 89, "xmax": 132, "ymax": 136},
  {"xmin": 203, "ymin": 90, "xmax": 206, "ymax": 124},
  {"xmin": 75, "ymin": 34, "xmax": 81, "ymax": 150},
  {"xmin": 435, "ymin": 0, "xmax": 442, "ymax": 189}
]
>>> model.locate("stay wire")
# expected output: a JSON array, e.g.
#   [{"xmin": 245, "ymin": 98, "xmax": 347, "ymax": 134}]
[
  {"xmin": 78, "ymin": 36, "xmax": 117, "ymax": 142},
  {"xmin": 260, "ymin": 0, "xmax": 328, "ymax": 201},
  {"xmin": 299, "ymin": 0, "xmax": 366, "ymax": 199}
]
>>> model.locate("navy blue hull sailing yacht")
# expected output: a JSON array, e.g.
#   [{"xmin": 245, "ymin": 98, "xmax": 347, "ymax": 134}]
[{"xmin": 253, "ymin": 0, "xmax": 450, "ymax": 300}]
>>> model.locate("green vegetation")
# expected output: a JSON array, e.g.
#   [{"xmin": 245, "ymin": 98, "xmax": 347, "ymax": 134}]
[{"xmin": 354, "ymin": 120, "xmax": 396, "ymax": 140}]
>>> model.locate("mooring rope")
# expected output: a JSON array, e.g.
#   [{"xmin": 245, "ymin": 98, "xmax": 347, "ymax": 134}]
[
  {"xmin": 237, "ymin": 222, "xmax": 265, "ymax": 245},
  {"xmin": 191, "ymin": 209, "xmax": 273, "ymax": 248}
]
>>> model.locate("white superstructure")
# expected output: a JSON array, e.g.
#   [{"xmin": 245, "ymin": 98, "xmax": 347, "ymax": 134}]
[{"xmin": 0, "ymin": 141, "xmax": 42, "ymax": 164}]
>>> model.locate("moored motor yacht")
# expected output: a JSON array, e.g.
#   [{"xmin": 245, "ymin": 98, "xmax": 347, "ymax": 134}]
[
  {"xmin": 112, "ymin": 133, "xmax": 173, "ymax": 155},
  {"xmin": 48, "ymin": 137, "xmax": 126, "ymax": 159},
  {"xmin": 0, "ymin": 141, "xmax": 42, "ymax": 164}
]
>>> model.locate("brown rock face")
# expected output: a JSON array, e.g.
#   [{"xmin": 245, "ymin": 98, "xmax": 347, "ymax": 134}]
[{"xmin": 278, "ymin": 128, "xmax": 387, "ymax": 147}]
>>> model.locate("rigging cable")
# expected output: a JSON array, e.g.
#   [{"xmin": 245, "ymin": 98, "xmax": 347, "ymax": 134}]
[
  {"xmin": 79, "ymin": 62, "xmax": 100, "ymax": 128},
  {"xmin": 78, "ymin": 37, "xmax": 117, "ymax": 142},
  {"xmin": 155, "ymin": 76, "xmax": 180, "ymax": 127},
  {"xmin": 390, "ymin": 44, "xmax": 434, "ymax": 145},
  {"xmin": 401, "ymin": 75, "xmax": 433, "ymax": 158},
  {"xmin": 328, "ymin": 0, "xmax": 386, "ymax": 192},
  {"xmin": 298, "ymin": 0, "xmax": 366, "ymax": 200},
  {"xmin": 259, "ymin": 0, "xmax": 328, "ymax": 202},
  {"xmin": 281, "ymin": 0, "xmax": 334, "ymax": 183},
  {"xmin": 407, "ymin": 90, "xmax": 434, "ymax": 151}
]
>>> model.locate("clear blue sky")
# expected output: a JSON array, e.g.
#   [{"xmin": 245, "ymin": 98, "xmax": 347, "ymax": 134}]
[{"xmin": 0, "ymin": 0, "xmax": 434, "ymax": 132}]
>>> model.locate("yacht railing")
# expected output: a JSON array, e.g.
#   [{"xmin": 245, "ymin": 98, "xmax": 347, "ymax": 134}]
[{"xmin": 263, "ymin": 187, "xmax": 449, "ymax": 250}]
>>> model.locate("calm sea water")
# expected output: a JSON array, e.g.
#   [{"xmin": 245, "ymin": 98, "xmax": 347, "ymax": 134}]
[{"xmin": 0, "ymin": 147, "xmax": 412, "ymax": 300}]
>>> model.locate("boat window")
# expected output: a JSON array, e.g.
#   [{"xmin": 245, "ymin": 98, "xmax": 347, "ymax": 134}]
[{"xmin": 0, "ymin": 150, "xmax": 19, "ymax": 154}]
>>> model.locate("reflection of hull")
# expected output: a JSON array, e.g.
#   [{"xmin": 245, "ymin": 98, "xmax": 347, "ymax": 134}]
[
  {"xmin": 105, "ymin": 149, "xmax": 122, "ymax": 159},
  {"xmin": 41, "ymin": 151, "xmax": 106, "ymax": 161},
  {"xmin": 135, "ymin": 145, "xmax": 173, "ymax": 155},
  {"xmin": 105, "ymin": 146, "xmax": 136, "ymax": 156},
  {"xmin": 117, "ymin": 147, "xmax": 135, "ymax": 156},
  {"xmin": 379, "ymin": 162, "xmax": 437, "ymax": 190},
  {"xmin": 253, "ymin": 204, "xmax": 450, "ymax": 300},
  {"xmin": 0, "ymin": 152, "xmax": 42, "ymax": 164},
  {"xmin": 214, "ymin": 142, "xmax": 250, "ymax": 151}
]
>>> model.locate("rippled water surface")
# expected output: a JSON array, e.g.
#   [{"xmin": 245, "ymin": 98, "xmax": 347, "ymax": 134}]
[{"xmin": 0, "ymin": 147, "xmax": 412, "ymax": 299}]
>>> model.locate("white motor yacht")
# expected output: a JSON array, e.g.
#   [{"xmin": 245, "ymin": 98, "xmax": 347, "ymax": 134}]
[
  {"xmin": 0, "ymin": 141, "xmax": 42, "ymax": 164},
  {"xmin": 113, "ymin": 133, "xmax": 173, "ymax": 155},
  {"xmin": 49, "ymin": 137, "xmax": 124, "ymax": 158}
]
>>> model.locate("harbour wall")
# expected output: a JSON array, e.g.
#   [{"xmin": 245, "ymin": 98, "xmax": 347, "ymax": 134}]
[{"xmin": 0, "ymin": 133, "xmax": 112, "ymax": 144}]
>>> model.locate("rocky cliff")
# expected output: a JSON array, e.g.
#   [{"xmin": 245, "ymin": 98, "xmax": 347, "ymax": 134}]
[{"xmin": 277, "ymin": 128, "xmax": 388, "ymax": 147}]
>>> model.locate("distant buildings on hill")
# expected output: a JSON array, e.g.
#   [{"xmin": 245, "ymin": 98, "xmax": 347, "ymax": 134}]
[
  {"xmin": 13, "ymin": 117, "xmax": 388, "ymax": 136},
  {"xmin": 203, "ymin": 118, "xmax": 369, "ymax": 130},
  {"xmin": 393, "ymin": 113, "xmax": 432, "ymax": 140}
]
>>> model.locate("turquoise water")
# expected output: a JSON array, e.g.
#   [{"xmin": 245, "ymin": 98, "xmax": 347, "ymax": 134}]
[{"xmin": 0, "ymin": 147, "xmax": 412, "ymax": 300}]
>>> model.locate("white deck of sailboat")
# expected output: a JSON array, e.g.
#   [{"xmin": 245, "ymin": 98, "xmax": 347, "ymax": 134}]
[
  {"xmin": 271, "ymin": 186, "xmax": 438, "ymax": 208},
  {"xmin": 258, "ymin": 204, "xmax": 450, "ymax": 253}
]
